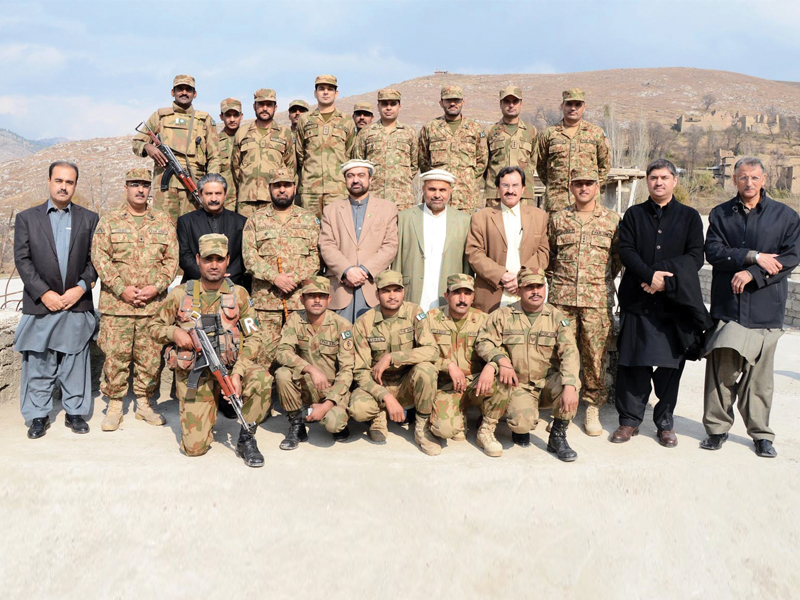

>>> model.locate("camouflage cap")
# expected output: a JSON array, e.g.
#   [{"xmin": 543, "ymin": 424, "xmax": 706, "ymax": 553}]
[
  {"xmin": 301, "ymin": 275, "xmax": 331, "ymax": 296},
  {"xmin": 198, "ymin": 234, "xmax": 229, "ymax": 258},
  {"xmin": 254, "ymin": 88, "xmax": 277, "ymax": 102},
  {"xmin": 441, "ymin": 85, "xmax": 464, "ymax": 100},
  {"xmin": 570, "ymin": 166, "xmax": 599, "ymax": 182},
  {"xmin": 446, "ymin": 273, "xmax": 475, "ymax": 292},
  {"xmin": 220, "ymin": 98, "xmax": 242, "ymax": 113},
  {"xmin": 268, "ymin": 167, "xmax": 295, "ymax": 185},
  {"xmin": 125, "ymin": 168, "xmax": 152, "ymax": 183},
  {"xmin": 517, "ymin": 267, "xmax": 546, "ymax": 287},
  {"xmin": 353, "ymin": 101, "xmax": 374, "ymax": 114},
  {"xmin": 378, "ymin": 88, "xmax": 402, "ymax": 101},
  {"xmin": 173, "ymin": 74, "xmax": 195, "ymax": 89},
  {"xmin": 499, "ymin": 85, "xmax": 523, "ymax": 100},
  {"xmin": 562, "ymin": 88, "xmax": 586, "ymax": 102},
  {"xmin": 375, "ymin": 270, "xmax": 404, "ymax": 290},
  {"xmin": 315, "ymin": 74, "xmax": 338, "ymax": 88},
  {"xmin": 288, "ymin": 99, "xmax": 310, "ymax": 111},
  {"xmin": 340, "ymin": 159, "xmax": 375, "ymax": 176}
]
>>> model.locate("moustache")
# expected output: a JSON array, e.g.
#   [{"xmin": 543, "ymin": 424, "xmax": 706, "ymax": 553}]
[{"xmin": 456, "ymin": 302, "xmax": 467, "ymax": 307}]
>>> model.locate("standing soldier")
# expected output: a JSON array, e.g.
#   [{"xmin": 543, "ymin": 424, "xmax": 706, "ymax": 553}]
[
  {"xmin": 352, "ymin": 101, "xmax": 374, "ymax": 133},
  {"xmin": 485, "ymin": 86, "xmax": 538, "ymax": 207},
  {"xmin": 218, "ymin": 98, "xmax": 243, "ymax": 211},
  {"xmin": 231, "ymin": 89, "xmax": 296, "ymax": 218},
  {"xmin": 547, "ymin": 167, "xmax": 621, "ymax": 437},
  {"xmin": 418, "ymin": 85, "xmax": 488, "ymax": 213},
  {"xmin": 132, "ymin": 74, "xmax": 220, "ymax": 222},
  {"xmin": 242, "ymin": 167, "xmax": 320, "ymax": 364},
  {"xmin": 536, "ymin": 88, "xmax": 610, "ymax": 214},
  {"xmin": 295, "ymin": 74, "xmax": 358, "ymax": 216},
  {"xmin": 352, "ymin": 88, "xmax": 419, "ymax": 210},
  {"xmin": 275, "ymin": 276, "xmax": 354, "ymax": 450},
  {"xmin": 92, "ymin": 168, "xmax": 178, "ymax": 431},
  {"xmin": 288, "ymin": 99, "xmax": 310, "ymax": 146},
  {"xmin": 349, "ymin": 270, "xmax": 440, "ymax": 455}
]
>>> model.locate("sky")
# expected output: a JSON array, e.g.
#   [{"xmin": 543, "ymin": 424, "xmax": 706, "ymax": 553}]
[{"xmin": 1, "ymin": 0, "xmax": 799, "ymax": 141}]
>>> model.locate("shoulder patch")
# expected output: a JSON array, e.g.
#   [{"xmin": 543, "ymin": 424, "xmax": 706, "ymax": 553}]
[
  {"xmin": 315, "ymin": 217, "xmax": 320, "ymax": 226},
  {"xmin": 416, "ymin": 312, "xmax": 427, "ymax": 321},
  {"xmin": 561, "ymin": 319, "xmax": 570, "ymax": 327},
  {"xmin": 480, "ymin": 131, "xmax": 486, "ymax": 138},
  {"xmin": 341, "ymin": 330, "xmax": 352, "ymax": 340}
]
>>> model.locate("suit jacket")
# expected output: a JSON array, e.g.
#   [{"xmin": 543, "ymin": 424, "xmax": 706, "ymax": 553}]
[
  {"xmin": 392, "ymin": 205, "xmax": 471, "ymax": 306},
  {"xmin": 14, "ymin": 201, "xmax": 99, "ymax": 315},
  {"xmin": 465, "ymin": 204, "xmax": 549, "ymax": 312},
  {"xmin": 176, "ymin": 208, "xmax": 247, "ymax": 284},
  {"xmin": 319, "ymin": 195, "xmax": 398, "ymax": 310}
]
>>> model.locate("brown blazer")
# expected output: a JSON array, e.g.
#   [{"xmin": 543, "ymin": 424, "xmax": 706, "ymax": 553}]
[
  {"xmin": 465, "ymin": 204, "xmax": 549, "ymax": 312},
  {"xmin": 319, "ymin": 195, "xmax": 398, "ymax": 310}
]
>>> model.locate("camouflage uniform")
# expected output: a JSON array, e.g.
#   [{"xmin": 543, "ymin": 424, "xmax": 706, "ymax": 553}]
[{"xmin": 218, "ymin": 129, "xmax": 237, "ymax": 211}]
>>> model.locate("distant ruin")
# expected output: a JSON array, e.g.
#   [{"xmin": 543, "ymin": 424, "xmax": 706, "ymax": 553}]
[{"xmin": 677, "ymin": 110, "xmax": 783, "ymax": 135}]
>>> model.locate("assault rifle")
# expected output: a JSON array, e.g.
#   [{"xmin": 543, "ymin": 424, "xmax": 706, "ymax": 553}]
[{"xmin": 135, "ymin": 121, "xmax": 201, "ymax": 206}]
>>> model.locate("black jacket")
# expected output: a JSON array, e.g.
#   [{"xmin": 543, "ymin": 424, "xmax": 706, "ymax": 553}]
[
  {"xmin": 14, "ymin": 201, "xmax": 99, "ymax": 315},
  {"xmin": 705, "ymin": 191, "xmax": 800, "ymax": 329},
  {"xmin": 176, "ymin": 208, "xmax": 247, "ymax": 285}
]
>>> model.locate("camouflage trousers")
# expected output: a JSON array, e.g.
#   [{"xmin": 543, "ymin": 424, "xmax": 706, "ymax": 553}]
[
  {"xmin": 543, "ymin": 188, "xmax": 571, "ymax": 215},
  {"xmin": 154, "ymin": 186, "xmax": 201, "ymax": 223},
  {"xmin": 554, "ymin": 305, "xmax": 614, "ymax": 406},
  {"xmin": 348, "ymin": 363, "xmax": 438, "ymax": 422},
  {"xmin": 274, "ymin": 367, "xmax": 349, "ymax": 433},
  {"xmin": 175, "ymin": 365, "xmax": 273, "ymax": 457},
  {"xmin": 98, "ymin": 314, "xmax": 163, "ymax": 400},
  {"xmin": 300, "ymin": 192, "xmax": 347, "ymax": 218},
  {"xmin": 482, "ymin": 371, "xmax": 576, "ymax": 433},
  {"xmin": 236, "ymin": 200, "xmax": 271, "ymax": 219},
  {"xmin": 430, "ymin": 372, "xmax": 490, "ymax": 439},
  {"xmin": 254, "ymin": 309, "xmax": 290, "ymax": 367}
]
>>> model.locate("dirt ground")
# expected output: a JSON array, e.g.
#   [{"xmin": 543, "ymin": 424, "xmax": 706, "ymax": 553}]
[{"xmin": 1, "ymin": 332, "xmax": 799, "ymax": 600}]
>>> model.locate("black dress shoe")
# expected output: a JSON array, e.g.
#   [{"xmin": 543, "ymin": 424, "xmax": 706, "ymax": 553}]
[
  {"xmin": 512, "ymin": 432, "xmax": 531, "ymax": 447},
  {"xmin": 754, "ymin": 439, "xmax": 777, "ymax": 458},
  {"xmin": 65, "ymin": 414, "xmax": 90, "ymax": 434},
  {"xmin": 333, "ymin": 426, "xmax": 351, "ymax": 442},
  {"xmin": 28, "ymin": 416, "xmax": 51, "ymax": 439},
  {"xmin": 700, "ymin": 433, "xmax": 728, "ymax": 451}
]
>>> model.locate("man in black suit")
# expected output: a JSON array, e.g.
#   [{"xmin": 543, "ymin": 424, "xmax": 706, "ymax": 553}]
[{"xmin": 13, "ymin": 161, "xmax": 100, "ymax": 438}]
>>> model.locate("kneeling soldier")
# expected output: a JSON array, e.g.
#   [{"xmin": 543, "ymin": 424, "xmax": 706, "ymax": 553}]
[
  {"xmin": 149, "ymin": 234, "xmax": 271, "ymax": 467},
  {"xmin": 349, "ymin": 270, "xmax": 441, "ymax": 454},
  {"xmin": 475, "ymin": 267, "xmax": 581, "ymax": 461},
  {"xmin": 275, "ymin": 275, "xmax": 355, "ymax": 450}
]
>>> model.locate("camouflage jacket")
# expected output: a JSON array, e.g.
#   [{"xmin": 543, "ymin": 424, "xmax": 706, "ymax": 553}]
[
  {"xmin": 149, "ymin": 281, "xmax": 261, "ymax": 378},
  {"xmin": 475, "ymin": 302, "xmax": 581, "ymax": 391},
  {"xmin": 547, "ymin": 202, "xmax": 621, "ymax": 308},
  {"xmin": 132, "ymin": 102, "xmax": 220, "ymax": 188},
  {"xmin": 352, "ymin": 121, "xmax": 419, "ymax": 210},
  {"xmin": 418, "ymin": 116, "xmax": 489, "ymax": 213},
  {"xmin": 231, "ymin": 120, "xmax": 296, "ymax": 205},
  {"xmin": 242, "ymin": 204, "xmax": 320, "ymax": 311},
  {"xmin": 536, "ymin": 119, "xmax": 610, "ymax": 213},
  {"xmin": 295, "ymin": 109, "xmax": 357, "ymax": 199},
  {"xmin": 275, "ymin": 309, "xmax": 355, "ymax": 407},
  {"xmin": 484, "ymin": 120, "xmax": 538, "ymax": 200},
  {"xmin": 353, "ymin": 301, "xmax": 438, "ymax": 401},
  {"xmin": 427, "ymin": 306, "xmax": 488, "ymax": 378},
  {"xmin": 218, "ymin": 129, "xmax": 237, "ymax": 210},
  {"xmin": 92, "ymin": 205, "xmax": 178, "ymax": 316}
]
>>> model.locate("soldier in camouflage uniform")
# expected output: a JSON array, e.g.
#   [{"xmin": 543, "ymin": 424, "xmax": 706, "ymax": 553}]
[
  {"xmin": 485, "ymin": 86, "xmax": 538, "ymax": 206},
  {"xmin": 275, "ymin": 276, "xmax": 354, "ymax": 450},
  {"xmin": 536, "ymin": 88, "xmax": 611, "ymax": 214},
  {"xmin": 350, "ymin": 270, "xmax": 441, "ymax": 455},
  {"xmin": 295, "ymin": 75, "xmax": 358, "ymax": 216},
  {"xmin": 288, "ymin": 99, "xmax": 310, "ymax": 147},
  {"xmin": 352, "ymin": 88, "xmax": 419, "ymax": 210},
  {"xmin": 149, "ymin": 234, "xmax": 271, "ymax": 467},
  {"xmin": 231, "ymin": 89, "xmax": 296, "ymax": 218},
  {"xmin": 547, "ymin": 167, "xmax": 620, "ymax": 437},
  {"xmin": 218, "ymin": 98, "xmax": 243, "ymax": 211},
  {"xmin": 132, "ymin": 74, "xmax": 220, "ymax": 222},
  {"xmin": 419, "ymin": 85, "xmax": 488, "ymax": 213},
  {"xmin": 475, "ymin": 268, "xmax": 581, "ymax": 460},
  {"xmin": 352, "ymin": 101, "xmax": 374, "ymax": 133},
  {"xmin": 242, "ymin": 167, "xmax": 320, "ymax": 365},
  {"xmin": 427, "ymin": 274, "xmax": 496, "ymax": 444}
]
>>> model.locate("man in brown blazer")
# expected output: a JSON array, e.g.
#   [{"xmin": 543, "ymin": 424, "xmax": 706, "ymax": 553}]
[
  {"xmin": 319, "ymin": 159, "xmax": 399, "ymax": 322},
  {"xmin": 466, "ymin": 166, "xmax": 549, "ymax": 312}
]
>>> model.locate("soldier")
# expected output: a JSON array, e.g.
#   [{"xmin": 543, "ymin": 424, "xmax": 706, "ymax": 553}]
[
  {"xmin": 92, "ymin": 168, "xmax": 179, "ymax": 431},
  {"xmin": 132, "ymin": 74, "xmax": 220, "ymax": 222},
  {"xmin": 536, "ymin": 88, "xmax": 610, "ymax": 214},
  {"xmin": 475, "ymin": 268, "xmax": 581, "ymax": 461},
  {"xmin": 352, "ymin": 101, "xmax": 374, "ymax": 132},
  {"xmin": 547, "ymin": 167, "xmax": 621, "ymax": 436},
  {"xmin": 352, "ymin": 88, "xmax": 419, "ymax": 210},
  {"xmin": 288, "ymin": 99, "xmax": 310, "ymax": 145},
  {"xmin": 349, "ymin": 270, "xmax": 440, "ymax": 455},
  {"xmin": 275, "ymin": 275, "xmax": 354, "ymax": 450},
  {"xmin": 242, "ymin": 167, "xmax": 320, "ymax": 364},
  {"xmin": 231, "ymin": 89, "xmax": 296, "ymax": 218},
  {"xmin": 485, "ymin": 86, "xmax": 538, "ymax": 206},
  {"xmin": 427, "ymin": 274, "xmax": 495, "ymax": 444},
  {"xmin": 218, "ymin": 98, "xmax": 243, "ymax": 211},
  {"xmin": 149, "ymin": 234, "xmax": 271, "ymax": 467},
  {"xmin": 418, "ymin": 85, "xmax": 488, "ymax": 213},
  {"xmin": 295, "ymin": 75, "xmax": 358, "ymax": 216}
]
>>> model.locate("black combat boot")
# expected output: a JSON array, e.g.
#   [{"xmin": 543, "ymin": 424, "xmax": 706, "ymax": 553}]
[
  {"xmin": 404, "ymin": 407, "xmax": 416, "ymax": 425},
  {"xmin": 235, "ymin": 428, "xmax": 264, "ymax": 468},
  {"xmin": 279, "ymin": 410, "xmax": 308, "ymax": 451},
  {"xmin": 333, "ymin": 426, "xmax": 351, "ymax": 442},
  {"xmin": 512, "ymin": 432, "xmax": 531, "ymax": 447},
  {"xmin": 547, "ymin": 418, "xmax": 578, "ymax": 462}
]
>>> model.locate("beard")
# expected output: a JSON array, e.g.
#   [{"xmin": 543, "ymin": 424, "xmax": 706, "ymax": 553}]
[{"xmin": 271, "ymin": 193, "xmax": 295, "ymax": 209}]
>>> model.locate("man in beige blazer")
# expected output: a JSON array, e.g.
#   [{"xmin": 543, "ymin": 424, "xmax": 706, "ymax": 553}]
[
  {"xmin": 466, "ymin": 166, "xmax": 549, "ymax": 313},
  {"xmin": 393, "ymin": 170, "xmax": 471, "ymax": 310},
  {"xmin": 319, "ymin": 159, "xmax": 398, "ymax": 322}
]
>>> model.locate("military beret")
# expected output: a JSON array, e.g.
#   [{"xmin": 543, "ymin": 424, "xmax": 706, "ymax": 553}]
[
  {"xmin": 441, "ymin": 85, "xmax": 464, "ymax": 100},
  {"xmin": 315, "ymin": 74, "xmax": 338, "ymax": 88},
  {"xmin": 220, "ymin": 98, "xmax": 242, "ymax": 113},
  {"xmin": 378, "ymin": 88, "xmax": 402, "ymax": 101},
  {"xmin": 375, "ymin": 270, "xmax": 404, "ymax": 290},
  {"xmin": 198, "ymin": 234, "xmax": 229, "ymax": 258},
  {"xmin": 340, "ymin": 159, "xmax": 375, "ymax": 176},
  {"xmin": 288, "ymin": 99, "xmax": 310, "ymax": 111},
  {"xmin": 420, "ymin": 169, "xmax": 455, "ymax": 185},
  {"xmin": 499, "ymin": 85, "xmax": 523, "ymax": 100},
  {"xmin": 173, "ymin": 74, "xmax": 195, "ymax": 89},
  {"xmin": 517, "ymin": 267, "xmax": 546, "ymax": 287},
  {"xmin": 562, "ymin": 88, "xmax": 586, "ymax": 102},
  {"xmin": 254, "ymin": 89, "xmax": 277, "ymax": 102},
  {"xmin": 446, "ymin": 273, "xmax": 475, "ymax": 292},
  {"xmin": 570, "ymin": 167, "xmax": 599, "ymax": 182},
  {"xmin": 125, "ymin": 168, "xmax": 152, "ymax": 183},
  {"xmin": 268, "ymin": 167, "xmax": 295, "ymax": 185},
  {"xmin": 301, "ymin": 275, "xmax": 331, "ymax": 296},
  {"xmin": 353, "ymin": 101, "xmax": 374, "ymax": 114}
]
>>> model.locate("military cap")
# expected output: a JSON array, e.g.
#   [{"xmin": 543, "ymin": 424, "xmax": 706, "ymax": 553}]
[
  {"xmin": 441, "ymin": 85, "xmax": 464, "ymax": 100},
  {"xmin": 375, "ymin": 270, "xmax": 404, "ymax": 290},
  {"xmin": 301, "ymin": 275, "xmax": 331, "ymax": 296},
  {"xmin": 562, "ymin": 88, "xmax": 586, "ymax": 102},
  {"xmin": 288, "ymin": 99, "xmax": 310, "ymax": 111},
  {"xmin": 499, "ymin": 85, "xmax": 523, "ymax": 100},
  {"xmin": 125, "ymin": 168, "xmax": 152, "ymax": 182},
  {"xmin": 173, "ymin": 74, "xmax": 195, "ymax": 89},
  {"xmin": 268, "ymin": 167, "xmax": 295, "ymax": 185},
  {"xmin": 570, "ymin": 167, "xmax": 599, "ymax": 182},
  {"xmin": 198, "ymin": 234, "xmax": 229, "ymax": 258},
  {"xmin": 517, "ymin": 267, "xmax": 546, "ymax": 287},
  {"xmin": 353, "ymin": 101, "xmax": 374, "ymax": 114},
  {"xmin": 220, "ymin": 98, "xmax": 242, "ymax": 113},
  {"xmin": 340, "ymin": 159, "xmax": 375, "ymax": 176},
  {"xmin": 315, "ymin": 74, "xmax": 338, "ymax": 88},
  {"xmin": 446, "ymin": 273, "xmax": 475, "ymax": 292},
  {"xmin": 420, "ymin": 169, "xmax": 455, "ymax": 185},
  {"xmin": 378, "ymin": 88, "xmax": 402, "ymax": 101},
  {"xmin": 254, "ymin": 88, "xmax": 277, "ymax": 102}
]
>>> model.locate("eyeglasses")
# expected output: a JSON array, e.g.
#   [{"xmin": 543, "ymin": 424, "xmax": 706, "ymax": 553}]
[
  {"xmin": 127, "ymin": 182, "xmax": 152, "ymax": 188},
  {"xmin": 499, "ymin": 183, "xmax": 522, "ymax": 190}
]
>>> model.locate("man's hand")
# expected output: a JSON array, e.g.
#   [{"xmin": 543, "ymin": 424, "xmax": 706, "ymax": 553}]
[
  {"xmin": 144, "ymin": 143, "xmax": 168, "ymax": 168},
  {"xmin": 306, "ymin": 400, "xmax": 334, "ymax": 422},
  {"xmin": 273, "ymin": 272, "xmax": 298, "ymax": 295},
  {"xmin": 500, "ymin": 271, "xmax": 518, "ymax": 295},
  {"xmin": 383, "ymin": 393, "xmax": 405, "ymax": 423},
  {"xmin": 642, "ymin": 270, "xmax": 673, "ymax": 294},
  {"xmin": 474, "ymin": 363, "xmax": 496, "ymax": 397},
  {"xmin": 372, "ymin": 353, "xmax": 392, "ymax": 385},
  {"xmin": 173, "ymin": 327, "xmax": 194, "ymax": 350},
  {"xmin": 447, "ymin": 362, "xmax": 467, "ymax": 393},
  {"xmin": 732, "ymin": 270, "xmax": 754, "ymax": 294},
  {"xmin": 41, "ymin": 290, "xmax": 65, "ymax": 312},
  {"xmin": 559, "ymin": 384, "xmax": 579, "ymax": 415},
  {"xmin": 304, "ymin": 365, "xmax": 331, "ymax": 391},
  {"xmin": 756, "ymin": 252, "xmax": 782, "ymax": 276},
  {"xmin": 134, "ymin": 285, "xmax": 158, "ymax": 306},
  {"xmin": 60, "ymin": 286, "xmax": 85, "ymax": 310},
  {"xmin": 497, "ymin": 358, "xmax": 519, "ymax": 387},
  {"xmin": 121, "ymin": 285, "xmax": 140, "ymax": 306},
  {"xmin": 345, "ymin": 268, "xmax": 367, "ymax": 288},
  {"xmin": 230, "ymin": 373, "xmax": 243, "ymax": 398}
]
